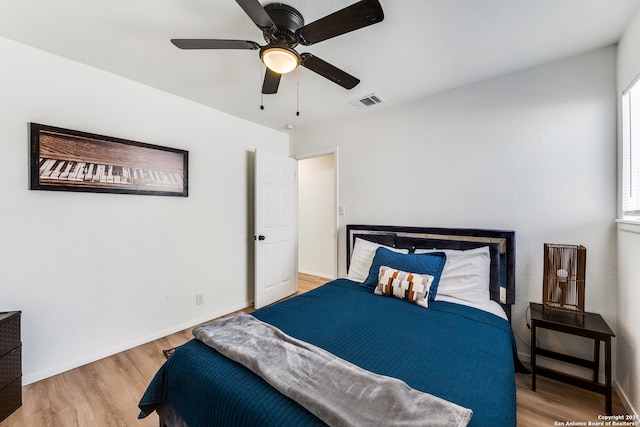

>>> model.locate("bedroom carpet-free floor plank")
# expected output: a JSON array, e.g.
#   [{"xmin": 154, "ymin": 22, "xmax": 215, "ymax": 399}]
[{"xmin": 0, "ymin": 274, "xmax": 630, "ymax": 426}]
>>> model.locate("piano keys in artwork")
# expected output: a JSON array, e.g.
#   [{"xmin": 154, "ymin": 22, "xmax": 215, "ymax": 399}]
[{"xmin": 38, "ymin": 157, "xmax": 184, "ymax": 190}]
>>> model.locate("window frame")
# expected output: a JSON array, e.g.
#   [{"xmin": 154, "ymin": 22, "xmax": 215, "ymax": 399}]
[{"xmin": 621, "ymin": 74, "xmax": 640, "ymax": 222}]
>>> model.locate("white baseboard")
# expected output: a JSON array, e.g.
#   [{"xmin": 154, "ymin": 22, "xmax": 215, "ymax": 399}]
[
  {"xmin": 298, "ymin": 269, "xmax": 335, "ymax": 280},
  {"xmin": 614, "ymin": 379, "xmax": 639, "ymax": 417},
  {"xmin": 22, "ymin": 300, "xmax": 252, "ymax": 385}
]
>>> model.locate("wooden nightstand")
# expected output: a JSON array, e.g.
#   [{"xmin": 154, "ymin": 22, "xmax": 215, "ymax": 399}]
[
  {"xmin": 0, "ymin": 311, "xmax": 22, "ymax": 422},
  {"xmin": 529, "ymin": 302, "xmax": 615, "ymax": 415}
]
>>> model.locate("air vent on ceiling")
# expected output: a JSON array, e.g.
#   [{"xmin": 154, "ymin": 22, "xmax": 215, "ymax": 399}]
[{"xmin": 350, "ymin": 93, "xmax": 385, "ymax": 110}]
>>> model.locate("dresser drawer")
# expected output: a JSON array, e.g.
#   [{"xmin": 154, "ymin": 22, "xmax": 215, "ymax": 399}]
[
  {"xmin": 0, "ymin": 346, "xmax": 21, "ymax": 387},
  {"xmin": 0, "ymin": 377, "xmax": 22, "ymax": 422},
  {"xmin": 0, "ymin": 312, "xmax": 21, "ymax": 354},
  {"xmin": 0, "ymin": 311, "xmax": 21, "ymax": 422}
]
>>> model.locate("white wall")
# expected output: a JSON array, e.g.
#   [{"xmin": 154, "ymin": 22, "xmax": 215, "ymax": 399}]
[
  {"xmin": 292, "ymin": 46, "xmax": 618, "ymax": 386},
  {"xmin": 298, "ymin": 154, "xmax": 336, "ymax": 279},
  {"xmin": 0, "ymin": 36, "xmax": 288, "ymax": 384},
  {"xmin": 616, "ymin": 4, "xmax": 640, "ymax": 415}
]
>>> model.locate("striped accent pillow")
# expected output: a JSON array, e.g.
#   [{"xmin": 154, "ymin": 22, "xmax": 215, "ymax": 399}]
[{"xmin": 374, "ymin": 266, "xmax": 434, "ymax": 308}]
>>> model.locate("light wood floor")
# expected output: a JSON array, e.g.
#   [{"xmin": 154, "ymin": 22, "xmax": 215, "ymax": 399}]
[{"xmin": 1, "ymin": 273, "xmax": 630, "ymax": 427}]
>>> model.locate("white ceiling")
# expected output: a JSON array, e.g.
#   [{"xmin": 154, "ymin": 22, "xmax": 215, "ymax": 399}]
[{"xmin": 1, "ymin": 0, "xmax": 639, "ymax": 132}]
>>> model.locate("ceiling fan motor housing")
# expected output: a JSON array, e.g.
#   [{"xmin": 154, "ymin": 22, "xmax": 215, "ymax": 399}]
[{"xmin": 263, "ymin": 3, "xmax": 304, "ymax": 47}]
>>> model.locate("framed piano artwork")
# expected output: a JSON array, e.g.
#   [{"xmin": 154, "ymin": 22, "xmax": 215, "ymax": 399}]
[{"xmin": 29, "ymin": 123, "xmax": 188, "ymax": 197}]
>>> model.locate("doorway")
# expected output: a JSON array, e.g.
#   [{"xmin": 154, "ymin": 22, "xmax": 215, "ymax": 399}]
[{"xmin": 297, "ymin": 150, "xmax": 337, "ymax": 280}]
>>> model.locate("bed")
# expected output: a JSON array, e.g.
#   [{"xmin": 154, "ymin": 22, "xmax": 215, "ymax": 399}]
[{"xmin": 139, "ymin": 225, "xmax": 524, "ymax": 426}]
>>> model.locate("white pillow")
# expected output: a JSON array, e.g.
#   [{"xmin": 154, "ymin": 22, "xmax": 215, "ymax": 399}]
[
  {"xmin": 414, "ymin": 246, "xmax": 490, "ymax": 304},
  {"xmin": 347, "ymin": 238, "xmax": 408, "ymax": 282}
]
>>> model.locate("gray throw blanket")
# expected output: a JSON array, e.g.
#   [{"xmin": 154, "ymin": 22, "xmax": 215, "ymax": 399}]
[{"xmin": 193, "ymin": 313, "xmax": 472, "ymax": 427}]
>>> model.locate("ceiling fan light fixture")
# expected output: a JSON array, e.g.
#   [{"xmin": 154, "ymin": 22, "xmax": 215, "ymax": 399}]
[{"xmin": 261, "ymin": 47, "xmax": 299, "ymax": 74}]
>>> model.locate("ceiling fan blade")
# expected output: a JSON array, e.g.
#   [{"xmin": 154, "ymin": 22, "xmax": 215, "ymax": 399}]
[
  {"xmin": 171, "ymin": 39, "xmax": 260, "ymax": 50},
  {"xmin": 262, "ymin": 68, "xmax": 282, "ymax": 94},
  {"xmin": 236, "ymin": 0, "xmax": 277, "ymax": 33},
  {"xmin": 296, "ymin": 0, "xmax": 384, "ymax": 46},
  {"xmin": 300, "ymin": 53, "xmax": 360, "ymax": 90}
]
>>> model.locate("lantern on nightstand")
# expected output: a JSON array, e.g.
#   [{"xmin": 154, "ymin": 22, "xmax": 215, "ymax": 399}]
[{"xmin": 542, "ymin": 243, "xmax": 586, "ymax": 314}]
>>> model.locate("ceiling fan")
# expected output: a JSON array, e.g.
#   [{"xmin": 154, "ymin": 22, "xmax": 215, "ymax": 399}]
[{"xmin": 171, "ymin": 0, "xmax": 384, "ymax": 94}]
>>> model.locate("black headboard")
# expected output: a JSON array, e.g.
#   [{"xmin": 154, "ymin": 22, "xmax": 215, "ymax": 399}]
[{"xmin": 346, "ymin": 225, "xmax": 516, "ymax": 320}]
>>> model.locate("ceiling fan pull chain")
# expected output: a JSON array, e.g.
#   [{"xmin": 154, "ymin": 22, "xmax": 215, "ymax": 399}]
[
  {"xmin": 296, "ymin": 66, "xmax": 300, "ymax": 116},
  {"xmin": 260, "ymin": 62, "xmax": 265, "ymax": 110}
]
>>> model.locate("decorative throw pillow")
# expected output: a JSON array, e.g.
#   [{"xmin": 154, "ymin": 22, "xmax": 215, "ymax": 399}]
[
  {"xmin": 363, "ymin": 247, "xmax": 446, "ymax": 301},
  {"xmin": 347, "ymin": 238, "xmax": 409, "ymax": 282},
  {"xmin": 414, "ymin": 246, "xmax": 491, "ymax": 304},
  {"xmin": 374, "ymin": 266, "xmax": 434, "ymax": 308}
]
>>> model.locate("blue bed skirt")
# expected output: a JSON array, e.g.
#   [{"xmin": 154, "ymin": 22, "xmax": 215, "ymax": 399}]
[{"xmin": 139, "ymin": 279, "xmax": 518, "ymax": 426}]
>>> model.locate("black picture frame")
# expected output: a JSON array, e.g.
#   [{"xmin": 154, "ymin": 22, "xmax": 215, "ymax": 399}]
[{"xmin": 30, "ymin": 123, "xmax": 188, "ymax": 197}]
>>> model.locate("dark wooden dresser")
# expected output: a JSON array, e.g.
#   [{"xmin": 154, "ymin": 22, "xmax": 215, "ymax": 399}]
[{"xmin": 0, "ymin": 311, "xmax": 21, "ymax": 422}]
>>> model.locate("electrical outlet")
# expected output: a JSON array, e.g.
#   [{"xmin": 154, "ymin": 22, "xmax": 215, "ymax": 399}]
[{"xmin": 196, "ymin": 293, "xmax": 204, "ymax": 305}]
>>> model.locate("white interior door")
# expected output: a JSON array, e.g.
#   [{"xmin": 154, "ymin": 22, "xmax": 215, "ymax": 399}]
[{"xmin": 254, "ymin": 149, "xmax": 298, "ymax": 309}]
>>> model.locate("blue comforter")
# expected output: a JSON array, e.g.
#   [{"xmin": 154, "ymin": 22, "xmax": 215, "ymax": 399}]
[{"xmin": 139, "ymin": 279, "xmax": 517, "ymax": 426}]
